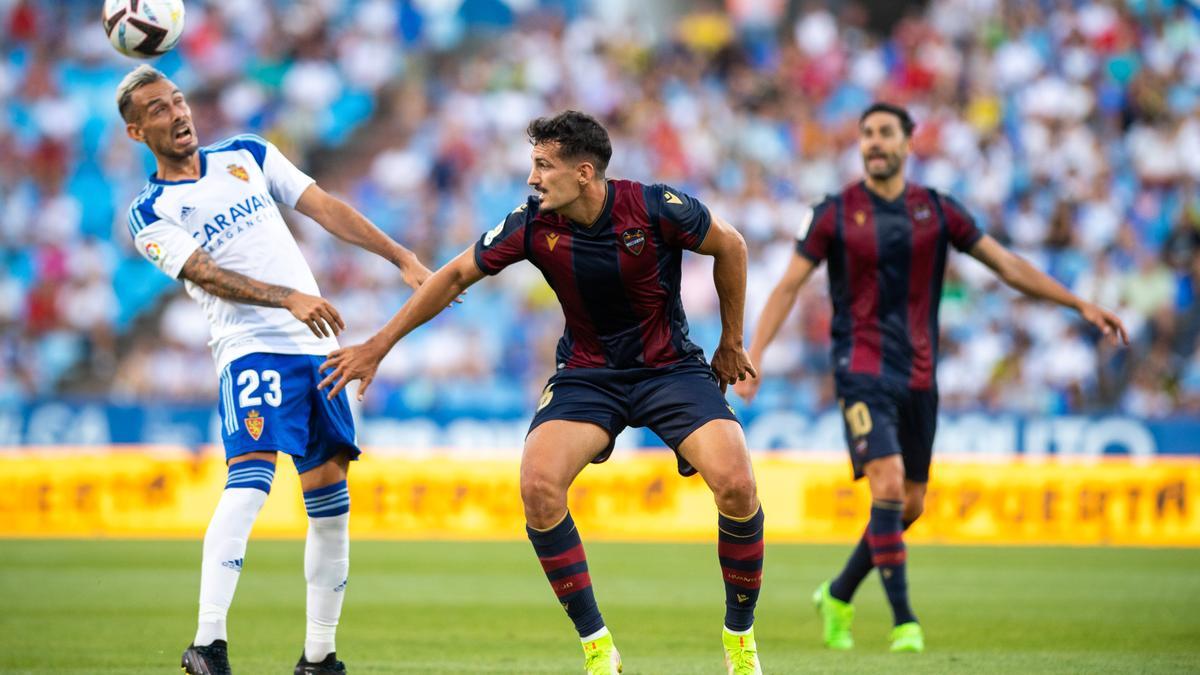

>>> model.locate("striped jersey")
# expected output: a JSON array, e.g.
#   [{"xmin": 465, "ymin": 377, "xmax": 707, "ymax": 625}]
[
  {"xmin": 797, "ymin": 180, "xmax": 983, "ymax": 390},
  {"xmin": 126, "ymin": 134, "xmax": 334, "ymax": 371},
  {"xmin": 474, "ymin": 179, "xmax": 712, "ymax": 370}
]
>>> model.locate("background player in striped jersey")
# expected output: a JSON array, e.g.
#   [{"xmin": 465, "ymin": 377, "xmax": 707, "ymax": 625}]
[
  {"xmin": 118, "ymin": 65, "xmax": 439, "ymax": 675},
  {"xmin": 318, "ymin": 110, "xmax": 765, "ymax": 674},
  {"xmin": 736, "ymin": 102, "xmax": 1128, "ymax": 653}
]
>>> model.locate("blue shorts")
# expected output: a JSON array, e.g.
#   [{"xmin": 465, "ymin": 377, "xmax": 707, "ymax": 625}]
[
  {"xmin": 218, "ymin": 353, "xmax": 361, "ymax": 474},
  {"xmin": 836, "ymin": 373, "xmax": 937, "ymax": 483},
  {"xmin": 528, "ymin": 357, "xmax": 740, "ymax": 476}
]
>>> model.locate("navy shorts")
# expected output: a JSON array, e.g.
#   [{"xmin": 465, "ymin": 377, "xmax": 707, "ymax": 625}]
[
  {"xmin": 528, "ymin": 357, "xmax": 740, "ymax": 476},
  {"xmin": 218, "ymin": 353, "xmax": 361, "ymax": 474},
  {"xmin": 835, "ymin": 373, "xmax": 937, "ymax": 483}
]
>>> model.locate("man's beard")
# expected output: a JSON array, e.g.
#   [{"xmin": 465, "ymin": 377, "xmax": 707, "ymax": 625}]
[{"xmin": 864, "ymin": 154, "xmax": 901, "ymax": 179}]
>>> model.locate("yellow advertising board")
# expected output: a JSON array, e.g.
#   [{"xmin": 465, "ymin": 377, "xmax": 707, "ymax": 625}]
[{"xmin": 2, "ymin": 448, "xmax": 1198, "ymax": 546}]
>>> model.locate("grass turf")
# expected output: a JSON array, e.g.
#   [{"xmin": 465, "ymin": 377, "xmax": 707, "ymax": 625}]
[{"xmin": 1, "ymin": 541, "xmax": 1197, "ymax": 674}]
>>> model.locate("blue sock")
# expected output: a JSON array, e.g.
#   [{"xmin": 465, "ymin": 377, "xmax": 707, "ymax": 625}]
[
  {"xmin": 718, "ymin": 506, "xmax": 764, "ymax": 632},
  {"xmin": 225, "ymin": 459, "xmax": 275, "ymax": 494},
  {"xmin": 830, "ymin": 517, "xmax": 914, "ymax": 603},
  {"xmin": 527, "ymin": 512, "xmax": 604, "ymax": 638},
  {"xmin": 304, "ymin": 480, "xmax": 350, "ymax": 518},
  {"xmin": 867, "ymin": 500, "xmax": 917, "ymax": 626}
]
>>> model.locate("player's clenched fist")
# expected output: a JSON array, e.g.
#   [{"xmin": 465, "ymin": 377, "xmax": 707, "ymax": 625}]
[
  {"xmin": 282, "ymin": 291, "xmax": 345, "ymax": 338},
  {"xmin": 710, "ymin": 341, "xmax": 757, "ymax": 393},
  {"xmin": 319, "ymin": 340, "xmax": 386, "ymax": 401}
]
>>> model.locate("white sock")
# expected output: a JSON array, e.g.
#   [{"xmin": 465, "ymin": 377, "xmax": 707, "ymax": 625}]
[
  {"xmin": 581, "ymin": 626, "xmax": 609, "ymax": 643},
  {"xmin": 304, "ymin": 511, "xmax": 350, "ymax": 662},
  {"xmin": 194, "ymin": 486, "xmax": 268, "ymax": 646}
]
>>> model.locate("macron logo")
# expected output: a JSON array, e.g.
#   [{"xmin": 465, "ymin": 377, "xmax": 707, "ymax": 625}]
[{"xmin": 222, "ymin": 558, "xmax": 244, "ymax": 572}]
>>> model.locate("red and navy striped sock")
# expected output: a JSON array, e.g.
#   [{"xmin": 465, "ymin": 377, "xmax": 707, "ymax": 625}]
[
  {"xmin": 830, "ymin": 517, "xmax": 914, "ymax": 603},
  {"xmin": 527, "ymin": 511, "xmax": 605, "ymax": 637},
  {"xmin": 718, "ymin": 505, "xmax": 764, "ymax": 632},
  {"xmin": 867, "ymin": 500, "xmax": 917, "ymax": 626}
]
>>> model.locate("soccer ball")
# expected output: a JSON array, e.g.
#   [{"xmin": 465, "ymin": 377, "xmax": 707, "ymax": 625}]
[{"xmin": 102, "ymin": 0, "xmax": 185, "ymax": 59}]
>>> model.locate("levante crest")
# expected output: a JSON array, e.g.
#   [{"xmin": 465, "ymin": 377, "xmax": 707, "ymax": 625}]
[
  {"xmin": 622, "ymin": 228, "xmax": 646, "ymax": 256},
  {"xmin": 244, "ymin": 409, "xmax": 264, "ymax": 441},
  {"xmin": 227, "ymin": 164, "xmax": 250, "ymax": 182}
]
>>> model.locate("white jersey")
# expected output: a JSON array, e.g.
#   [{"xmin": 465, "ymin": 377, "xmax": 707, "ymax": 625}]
[{"xmin": 127, "ymin": 134, "xmax": 337, "ymax": 371}]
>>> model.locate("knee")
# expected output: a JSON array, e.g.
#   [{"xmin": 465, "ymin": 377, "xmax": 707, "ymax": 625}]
[
  {"xmin": 520, "ymin": 471, "xmax": 568, "ymax": 528},
  {"xmin": 712, "ymin": 471, "xmax": 758, "ymax": 516}
]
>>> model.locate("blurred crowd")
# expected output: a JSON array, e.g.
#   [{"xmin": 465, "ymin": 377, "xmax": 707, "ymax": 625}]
[{"xmin": 1, "ymin": 0, "xmax": 1198, "ymax": 418}]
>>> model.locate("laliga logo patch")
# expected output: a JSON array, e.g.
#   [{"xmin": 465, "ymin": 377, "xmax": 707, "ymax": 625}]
[
  {"xmin": 244, "ymin": 409, "xmax": 264, "ymax": 441},
  {"xmin": 227, "ymin": 164, "xmax": 250, "ymax": 182},
  {"xmin": 622, "ymin": 228, "xmax": 646, "ymax": 256},
  {"xmin": 144, "ymin": 241, "xmax": 163, "ymax": 261}
]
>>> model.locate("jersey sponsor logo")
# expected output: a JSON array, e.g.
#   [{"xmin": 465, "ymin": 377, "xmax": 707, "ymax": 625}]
[
  {"xmin": 545, "ymin": 232, "xmax": 560, "ymax": 251},
  {"xmin": 483, "ymin": 220, "xmax": 505, "ymax": 247},
  {"xmin": 663, "ymin": 190, "xmax": 683, "ymax": 206},
  {"xmin": 191, "ymin": 192, "xmax": 275, "ymax": 250},
  {"xmin": 227, "ymin": 164, "xmax": 250, "ymax": 182},
  {"xmin": 622, "ymin": 228, "xmax": 646, "ymax": 256},
  {"xmin": 244, "ymin": 409, "xmax": 264, "ymax": 441},
  {"xmin": 143, "ymin": 241, "xmax": 163, "ymax": 261}
]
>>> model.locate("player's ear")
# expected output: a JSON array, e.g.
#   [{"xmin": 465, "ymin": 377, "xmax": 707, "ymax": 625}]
[
  {"xmin": 126, "ymin": 121, "xmax": 144, "ymax": 143},
  {"xmin": 577, "ymin": 160, "xmax": 594, "ymax": 185}
]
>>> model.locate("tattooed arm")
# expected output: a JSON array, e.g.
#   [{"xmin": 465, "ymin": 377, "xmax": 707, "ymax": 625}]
[{"xmin": 178, "ymin": 248, "xmax": 344, "ymax": 338}]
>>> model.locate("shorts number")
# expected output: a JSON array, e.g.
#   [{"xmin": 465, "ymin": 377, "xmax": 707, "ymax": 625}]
[
  {"xmin": 237, "ymin": 369, "xmax": 283, "ymax": 407},
  {"xmin": 842, "ymin": 401, "xmax": 873, "ymax": 438}
]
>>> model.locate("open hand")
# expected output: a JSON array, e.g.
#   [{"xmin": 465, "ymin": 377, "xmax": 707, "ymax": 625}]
[
  {"xmin": 711, "ymin": 341, "xmax": 758, "ymax": 394},
  {"xmin": 283, "ymin": 292, "xmax": 344, "ymax": 338},
  {"xmin": 1080, "ymin": 302, "xmax": 1129, "ymax": 346},
  {"xmin": 318, "ymin": 340, "xmax": 386, "ymax": 401}
]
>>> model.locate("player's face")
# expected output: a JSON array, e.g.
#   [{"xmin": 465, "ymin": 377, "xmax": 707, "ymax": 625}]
[
  {"xmin": 859, "ymin": 112, "xmax": 909, "ymax": 180},
  {"xmin": 528, "ymin": 142, "xmax": 585, "ymax": 212},
  {"xmin": 126, "ymin": 79, "xmax": 199, "ymax": 161}
]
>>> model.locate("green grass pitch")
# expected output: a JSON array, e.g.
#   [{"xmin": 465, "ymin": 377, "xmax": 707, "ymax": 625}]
[{"xmin": 2, "ymin": 540, "xmax": 1197, "ymax": 673}]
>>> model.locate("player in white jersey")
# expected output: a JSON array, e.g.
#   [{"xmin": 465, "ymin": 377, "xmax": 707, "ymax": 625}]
[{"xmin": 117, "ymin": 65, "xmax": 435, "ymax": 675}]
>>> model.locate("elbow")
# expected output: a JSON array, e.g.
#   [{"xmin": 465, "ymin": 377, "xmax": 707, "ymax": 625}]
[{"xmin": 723, "ymin": 227, "xmax": 748, "ymax": 263}]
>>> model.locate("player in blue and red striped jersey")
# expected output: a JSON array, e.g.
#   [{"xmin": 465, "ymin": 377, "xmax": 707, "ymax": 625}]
[
  {"xmin": 737, "ymin": 102, "xmax": 1128, "ymax": 654},
  {"xmin": 319, "ymin": 111, "xmax": 765, "ymax": 674}
]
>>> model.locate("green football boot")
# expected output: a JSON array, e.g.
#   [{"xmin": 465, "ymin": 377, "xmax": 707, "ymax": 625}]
[
  {"xmin": 722, "ymin": 626, "xmax": 763, "ymax": 675},
  {"xmin": 582, "ymin": 632, "xmax": 622, "ymax": 674},
  {"xmin": 812, "ymin": 581, "xmax": 854, "ymax": 650},
  {"xmin": 889, "ymin": 622, "xmax": 924, "ymax": 653}
]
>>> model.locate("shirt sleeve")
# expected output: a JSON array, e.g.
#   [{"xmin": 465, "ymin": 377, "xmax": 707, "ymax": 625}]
[
  {"xmin": 654, "ymin": 184, "xmax": 712, "ymax": 251},
  {"xmin": 262, "ymin": 139, "xmax": 315, "ymax": 207},
  {"xmin": 795, "ymin": 196, "xmax": 836, "ymax": 263},
  {"xmin": 473, "ymin": 202, "xmax": 532, "ymax": 275},
  {"xmin": 128, "ymin": 201, "xmax": 200, "ymax": 280},
  {"xmin": 940, "ymin": 193, "xmax": 984, "ymax": 252}
]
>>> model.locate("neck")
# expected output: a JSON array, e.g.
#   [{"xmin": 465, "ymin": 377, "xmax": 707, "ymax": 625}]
[
  {"xmin": 156, "ymin": 151, "xmax": 201, "ymax": 182},
  {"xmin": 558, "ymin": 179, "xmax": 608, "ymax": 226},
  {"xmin": 864, "ymin": 173, "xmax": 906, "ymax": 201}
]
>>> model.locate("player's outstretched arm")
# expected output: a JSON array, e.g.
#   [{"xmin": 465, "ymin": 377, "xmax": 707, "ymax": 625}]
[
  {"xmin": 295, "ymin": 184, "xmax": 450, "ymax": 296},
  {"xmin": 318, "ymin": 246, "xmax": 486, "ymax": 400},
  {"xmin": 734, "ymin": 252, "xmax": 818, "ymax": 403},
  {"xmin": 969, "ymin": 235, "xmax": 1129, "ymax": 345},
  {"xmin": 179, "ymin": 248, "xmax": 344, "ymax": 338},
  {"xmin": 696, "ymin": 211, "xmax": 757, "ymax": 392}
]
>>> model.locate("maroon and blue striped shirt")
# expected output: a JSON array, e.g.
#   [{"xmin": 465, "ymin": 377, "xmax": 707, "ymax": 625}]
[
  {"xmin": 474, "ymin": 179, "xmax": 712, "ymax": 370},
  {"xmin": 797, "ymin": 181, "xmax": 983, "ymax": 390}
]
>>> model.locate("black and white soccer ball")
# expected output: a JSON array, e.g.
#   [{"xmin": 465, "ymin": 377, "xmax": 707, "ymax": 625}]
[{"xmin": 102, "ymin": 0, "xmax": 185, "ymax": 59}]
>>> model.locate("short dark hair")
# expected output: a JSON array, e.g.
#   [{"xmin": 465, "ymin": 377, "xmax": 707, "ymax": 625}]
[
  {"xmin": 526, "ymin": 110, "xmax": 612, "ymax": 175},
  {"xmin": 860, "ymin": 102, "xmax": 915, "ymax": 137}
]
